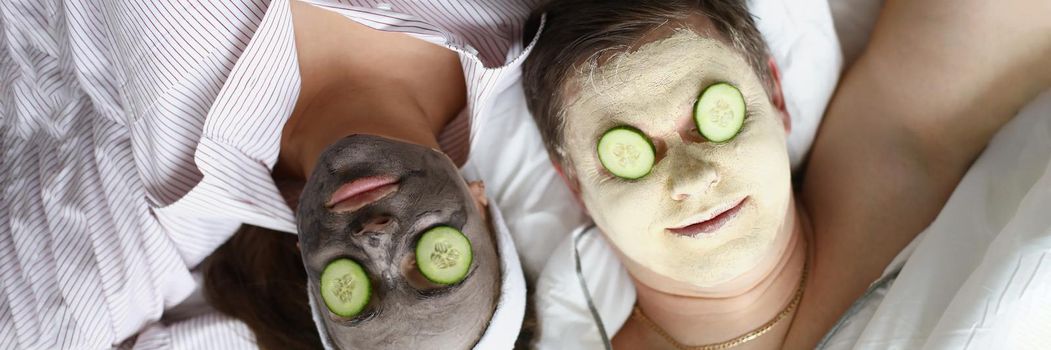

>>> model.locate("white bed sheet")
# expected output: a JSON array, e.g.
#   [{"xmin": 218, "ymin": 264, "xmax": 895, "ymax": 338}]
[
  {"xmin": 821, "ymin": 0, "xmax": 1051, "ymax": 347},
  {"xmin": 820, "ymin": 90, "xmax": 1051, "ymax": 350}
]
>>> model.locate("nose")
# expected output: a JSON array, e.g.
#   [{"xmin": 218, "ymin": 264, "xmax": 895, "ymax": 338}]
[
  {"xmin": 668, "ymin": 156, "xmax": 719, "ymax": 202},
  {"xmin": 357, "ymin": 215, "xmax": 394, "ymax": 235},
  {"xmin": 355, "ymin": 215, "xmax": 400, "ymax": 281}
]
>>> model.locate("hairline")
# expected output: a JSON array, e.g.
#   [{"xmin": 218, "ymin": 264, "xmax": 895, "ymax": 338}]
[{"xmin": 523, "ymin": 1, "xmax": 774, "ymax": 185}]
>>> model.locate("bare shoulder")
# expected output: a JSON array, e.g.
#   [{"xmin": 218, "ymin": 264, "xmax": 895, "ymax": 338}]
[{"xmin": 785, "ymin": 0, "xmax": 1051, "ymax": 347}]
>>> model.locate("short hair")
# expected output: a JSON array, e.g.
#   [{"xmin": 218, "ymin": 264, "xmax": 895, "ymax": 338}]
[{"xmin": 522, "ymin": 0, "xmax": 773, "ymax": 171}]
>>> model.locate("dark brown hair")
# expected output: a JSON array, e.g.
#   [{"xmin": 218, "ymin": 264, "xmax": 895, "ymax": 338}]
[
  {"xmin": 523, "ymin": 0, "xmax": 773, "ymax": 170},
  {"xmin": 203, "ymin": 224, "xmax": 320, "ymax": 349},
  {"xmin": 201, "ymin": 180, "xmax": 322, "ymax": 350}
]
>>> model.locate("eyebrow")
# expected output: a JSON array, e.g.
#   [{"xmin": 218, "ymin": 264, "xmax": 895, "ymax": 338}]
[
  {"xmin": 311, "ymin": 245, "xmax": 366, "ymax": 274},
  {"xmin": 414, "ymin": 266, "xmax": 476, "ymax": 300},
  {"xmin": 415, "ymin": 286, "xmax": 455, "ymax": 299}
]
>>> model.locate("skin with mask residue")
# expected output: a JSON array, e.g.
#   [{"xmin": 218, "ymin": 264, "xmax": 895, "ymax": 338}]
[
  {"xmin": 561, "ymin": 30, "xmax": 793, "ymax": 292},
  {"xmin": 296, "ymin": 135, "xmax": 500, "ymax": 349}
]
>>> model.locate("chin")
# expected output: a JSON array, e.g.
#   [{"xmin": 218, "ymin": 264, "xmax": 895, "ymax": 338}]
[{"xmin": 650, "ymin": 229, "xmax": 781, "ymax": 290}]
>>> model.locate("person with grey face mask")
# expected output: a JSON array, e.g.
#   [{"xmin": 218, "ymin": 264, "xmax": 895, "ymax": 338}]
[
  {"xmin": 293, "ymin": 134, "xmax": 522, "ymax": 349},
  {"xmin": 0, "ymin": 0, "xmax": 539, "ymax": 349},
  {"xmin": 201, "ymin": 1, "xmax": 536, "ymax": 349}
]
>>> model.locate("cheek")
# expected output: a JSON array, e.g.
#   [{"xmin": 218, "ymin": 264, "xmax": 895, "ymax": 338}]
[
  {"xmin": 578, "ymin": 172, "xmax": 665, "ymax": 240},
  {"xmin": 732, "ymin": 125, "xmax": 793, "ymax": 211},
  {"xmin": 571, "ymin": 151, "xmax": 646, "ymax": 244}
]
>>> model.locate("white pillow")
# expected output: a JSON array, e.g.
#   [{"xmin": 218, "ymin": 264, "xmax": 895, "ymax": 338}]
[
  {"xmin": 750, "ymin": 0, "xmax": 844, "ymax": 168},
  {"xmin": 827, "ymin": 0, "xmax": 885, "ymax": 65},
  {"xmin": 464, "ymin": 75, "xmax": 590, "ymax": 281}
]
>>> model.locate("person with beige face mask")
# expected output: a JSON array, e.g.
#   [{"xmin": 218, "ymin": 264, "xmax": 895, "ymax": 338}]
[{"xmin": 523, "ymin": 0, "xmax": 1051, "ymax": 349}]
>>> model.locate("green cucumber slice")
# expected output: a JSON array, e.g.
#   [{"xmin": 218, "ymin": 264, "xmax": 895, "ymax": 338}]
[
  {"xmin": 320, "ymin": 258, "xmax": 371, "ymax": 318},
  {"xmin": 416, "ymin": 226, "xmax": 473, "ymax": 285},
  {"xmin": 597, "ymin": 126, "xmax": 655, "ymax": 180},
  {"xmin": 694, "ymin": 83, "xmax": 746, "ymax": 143}
]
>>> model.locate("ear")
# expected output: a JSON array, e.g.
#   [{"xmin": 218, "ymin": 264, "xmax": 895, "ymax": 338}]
[
  {"xmin": 467, "ymin": 180, "xmax": 489, "ymax": 211},
  {"xmin": 551, "ymin": 159, "xmax": 586, "ymax": 208},
  {"xmin": 767, "ymin": 57, "xmax": 791, "ymax": 133},
  {"xmin": 276, "ymin": 178, "xmax": 306, "ymax": 210}
]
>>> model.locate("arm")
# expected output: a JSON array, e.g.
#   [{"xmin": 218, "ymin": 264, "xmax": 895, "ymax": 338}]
[{"xmin": 791, "ymin": 0, "xmax": 1051, "ymax": 346}]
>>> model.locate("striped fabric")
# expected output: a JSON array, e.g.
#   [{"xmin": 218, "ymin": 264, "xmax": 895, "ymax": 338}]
[{"xmin": 0, "ymin": 0, "xmax": 540, "ymax": 348}]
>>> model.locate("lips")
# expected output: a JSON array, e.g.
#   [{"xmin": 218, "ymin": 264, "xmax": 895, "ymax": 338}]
[
  {"xmin": 668, "ymin": 197, "xmax": 748, "ymax": 237},
  {"xmin": 327, "ymin": 175, "xmax": 399, "ymax": 213}
]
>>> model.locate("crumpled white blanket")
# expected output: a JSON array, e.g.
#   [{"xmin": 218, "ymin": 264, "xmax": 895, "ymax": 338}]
[{"xmin": 819, "ymin": 89, "xmax": 1051, "ymax": 350}]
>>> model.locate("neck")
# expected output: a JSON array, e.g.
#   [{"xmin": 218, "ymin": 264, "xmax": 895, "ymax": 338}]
[
  {"xmin": 278, "ymin": 1, "xmax": 466, "ymax": 180},
  {"xmin": 279, "ymin": 82, "xmax": 448, "ymax": 179},
  {"xmin": 628, "ymin": 199, "xmax": 809, "ymax": 348}
]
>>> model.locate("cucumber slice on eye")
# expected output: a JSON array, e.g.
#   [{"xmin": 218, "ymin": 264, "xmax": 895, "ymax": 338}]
[
  {"xmin": 320, "ymin": 258, "xmax": 371, "ymax": 318},
  {"xmin": 694, "ymin": 83, "xmax": 746, "ymax": 143},
  {"xmin": 416, "ymin": 226, "xmax": 473, "ymax": 285},
  {"xmin": 597, "ymin": 126, "xmax": 655, "ymax": 180}
]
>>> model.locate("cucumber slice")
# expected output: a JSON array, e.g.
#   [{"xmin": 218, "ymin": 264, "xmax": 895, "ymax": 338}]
[
  {"xmin": 416, "ymin": 226, "xmax": 473, "ymax": 285},
  {"xmin": 694, "ymin": 83, "xmax": 746, "ymax": 143},
  {"xmin": 597, "ymin": 126, "xmax": 655, "ymax": 180},
  {"xmin": 320, "ymin": 258, "xmax": 371, "ymax": 318}
]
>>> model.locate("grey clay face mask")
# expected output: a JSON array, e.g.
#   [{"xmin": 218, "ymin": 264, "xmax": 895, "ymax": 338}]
[{"xmin": 297, "ymin": 134, "xmax": 500, "ymax": 349}]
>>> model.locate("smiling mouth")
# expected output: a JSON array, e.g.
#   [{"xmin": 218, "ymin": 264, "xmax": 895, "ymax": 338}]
[
  {"xmin": 327, "ymin": 175, "xmax": 399, "ymax": 213},
  {"xmin": 667, "ymin": 197, "xmax": 748, "ymax": 237}
]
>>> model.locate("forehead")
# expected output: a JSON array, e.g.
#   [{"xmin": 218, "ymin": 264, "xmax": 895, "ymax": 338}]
[{"xmin": 561, "ymin": 28, "xmax": 756, "ymax": 130}]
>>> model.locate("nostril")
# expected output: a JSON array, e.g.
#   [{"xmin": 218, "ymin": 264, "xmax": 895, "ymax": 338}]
[{"xmin": 359, "ymin": 215, "xmax": 394, "ymax": 234}]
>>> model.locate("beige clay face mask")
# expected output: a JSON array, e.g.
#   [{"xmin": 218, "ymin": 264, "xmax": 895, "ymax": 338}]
[{"xmin": 561, "ymin": 29, "xmax": 794, "ymax": 290}]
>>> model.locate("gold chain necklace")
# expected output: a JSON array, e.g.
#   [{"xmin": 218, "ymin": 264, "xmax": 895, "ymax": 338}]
[{"xmin": 631, "ymin": 260, "xmax": 809, "ymax": 350}]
